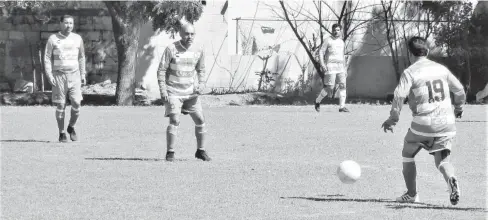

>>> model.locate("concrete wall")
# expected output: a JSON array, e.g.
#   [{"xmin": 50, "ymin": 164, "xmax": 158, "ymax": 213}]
[{"xmin": 136, "ymin": 0, "xmax": 229, "ymax": 99}]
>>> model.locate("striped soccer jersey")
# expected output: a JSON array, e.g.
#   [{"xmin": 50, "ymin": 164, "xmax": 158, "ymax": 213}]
[
  {"xmin": 157, "ymin": 41, "xmax": 205, "ymax": 97},
  {"xmin": 320, "ymin": 36, "xmax": 346, "ymax": 74},
  {"xmin": 388, "ymin": 57, "xmax": 466, "ymax": 137},
  {"xmin": 44, "ymin": 32, "xmax": 86, "ymax": 78}
]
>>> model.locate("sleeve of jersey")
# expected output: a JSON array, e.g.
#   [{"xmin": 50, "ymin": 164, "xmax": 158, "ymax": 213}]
[
  {"xmin": 44, "ymin": 37, "xmax": 53, "ymax": 80},
  {"xmin": 388, "ymin": 72, "xmax": 413, "ymax": 124},
  {"xmin": 447, "ymin": 72, "xmax": 466, "ymax": 109},
  {"xmin": 319, "ymin": 40, "xmax": 328, "ymax": 68},
  {"xmin": 196, "ymin": 49, "xmax": 206, "ymax": 84},
  {"xmin": 157, "ymin": 47, "xmax": 172, "ymax": 96},
  {"xmin": 78, "ymin": 37, "xmax": 86, "ymax": 77}
]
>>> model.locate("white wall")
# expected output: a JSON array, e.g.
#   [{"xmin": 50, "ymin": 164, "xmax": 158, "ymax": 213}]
[{"xmin": 135, "ymin": 0, "xmax": 229, "ymax": 99}]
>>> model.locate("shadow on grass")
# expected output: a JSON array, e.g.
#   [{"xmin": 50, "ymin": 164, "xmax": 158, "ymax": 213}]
[
  {"xmin": 1, "ymin": 139, "xmax": 51, "ymax": 143},
  {"xmin": 85, "ymin": 157, "xmax": 163, "ymax": 161},
  {"xmin": 281, "ymin": 196, "xmax": 487, "ymax": 212},
  {"xmin": 456, "ymin": 120, "xmax": 487, "ymax": 123},
  {"xmin": 385, "ymin": 204, "xmax": 487, "ymax": 212}
]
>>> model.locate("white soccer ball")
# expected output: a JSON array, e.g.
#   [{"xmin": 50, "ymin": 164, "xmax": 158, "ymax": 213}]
[{"xmin": 337, "ymin": 160, "xmax": 361, "ymax": 184}]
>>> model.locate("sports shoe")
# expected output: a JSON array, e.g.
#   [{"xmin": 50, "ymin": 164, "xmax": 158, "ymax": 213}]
[
  {"xmin": 314, "ymin": 101, "xmax": 320, "ymax": 112},
  {"xmin": 67, "ymin": 126, "xmax": 78, "ymax": 141},
  {"xmin": 396, "ymin": 191, "xmax": 419, "ymax": 203},
  {"xmin": 339, "ymin": 107, "xmax": 350, "ymax": 112},
  {"xmin": 448, "ymin": 177, "xmax": 460, "ymax": 205},
  {"xmin": 195, "ymin": 149, "xmax": 211, "ymax": 161},
  {"xmin": 165, "ymin": 151, "xmax": 175, "ymax": 162},
  {"xmin": 59, "ymin": 133, "xmax": 68, "ymax": 143}
]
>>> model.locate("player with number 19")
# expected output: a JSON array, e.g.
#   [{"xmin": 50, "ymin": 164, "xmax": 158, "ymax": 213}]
[{"xmin": 381, "ymin": 37, "xmax": 466, "ymax": 205}]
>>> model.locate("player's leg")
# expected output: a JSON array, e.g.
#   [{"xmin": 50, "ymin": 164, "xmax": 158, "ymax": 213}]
[
  {"xmin": 336, "ymin": 72, "xmax": 349, "ymax": 112},
  {"xmin": 164, "ymin": 97, "xmax": 183, "ymax": 161},
  {"xmin": 397, "ymin": 129, "xmax": 424, "ymax": 203},
  {"xmin": 52, "ymin": 75, "xmax": 68, "ymax": 142},
  {"xmin": 431, "ymin": 136, "xmax": 459, "ymax": 205},
  {"xmin": 55, "ymin": 102, "xmax": 68, "ymax": 142},
  {"xmin": 67, "ymin": 82, "xmax": 83, "ymax": 141},
  {"xmin": 314, "ymin": 74, "xmax": 335, "ymax": 112},
  {"xmin": 185, "ymin": 97, "xmax": 211, "ymax": 161}
]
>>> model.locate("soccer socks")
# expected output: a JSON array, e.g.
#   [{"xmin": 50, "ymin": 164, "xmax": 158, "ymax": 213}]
[
  {"xmin": 339, "ymin": 88, "xmax": 347, "ymax": 108},
  {"xmin": 403, "ymin": 157, "xmax": 417, "ymax": 197},
  {"xmin": 68, "ymin": 106, "xmax": 80, "ymax": 127},
  {"xmin": 315, "ymin": 88, "xmax": 328, "ymax": 103},
  {"xmin": 438, "ymin": 162, "xmax": 455, "ymax": 183},
  {"xmin": 166, "ymin": 124, "xmax": 178, "ymax": 152},
  {"xmin": 195, "ymin": 123, "xmax": 206, "ymax": 150},
  {"xmin": 56, "ymin": 108, "xmax": 66, "ymax": 133}
]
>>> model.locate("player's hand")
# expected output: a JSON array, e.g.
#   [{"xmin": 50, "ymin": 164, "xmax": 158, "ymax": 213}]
[
  {"xmin": 161, "ymin": 92, "xmax": 168, "ymax": 103},
  {"xmin": 381, "ymin": 120, "xmax": 394, "ymax": 133},
  {"xmin": 48, "ymin": 77, "xmax": 56, "ymax": 87},
  {"xmin": 321, "ymin": 66, "xmax": 328, "ymax": 74},
  {"xmin": 454, "ymin": 108, "xmax": 463, "ymax": 118},
  {"xmin": 194, "ymin": 83, "xmax": 206, "ymax": 95}
]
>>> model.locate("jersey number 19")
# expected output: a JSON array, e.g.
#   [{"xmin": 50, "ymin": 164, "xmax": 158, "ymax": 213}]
[{"xmin": 426, "ymin": 79, "xmax": 445, "ymax": 103}]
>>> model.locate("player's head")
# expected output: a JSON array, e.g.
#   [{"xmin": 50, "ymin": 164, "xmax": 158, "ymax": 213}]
[
  {"xmin": 179, "ymin": 23, "xmax": 195, "ymax": 47},
  {"xmin": 331, "ymin": 23, "xmax": 342, "ymax": 38},
  {"xmin": 407, "ymin": 36, "xmax": 429, "ymax": 57},
  {"xmin": 60, "ymin": 15, "xmax": 74, "ymax": 34}
]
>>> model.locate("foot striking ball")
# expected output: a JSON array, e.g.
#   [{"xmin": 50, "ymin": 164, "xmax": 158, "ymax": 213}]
[{"xmin": 337, "ymin": 160, "xmax": 361, "ymax": 184}]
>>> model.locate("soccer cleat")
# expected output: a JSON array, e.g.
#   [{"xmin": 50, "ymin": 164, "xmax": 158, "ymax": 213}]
[
  {"xmin": 165, "ymin": 151, "xmax": 175, "ymax": 162},
  {"xmin": 396, "ymin": 192, "xmax": 419, "ymax": 203},
  {"xmin": 339, "ymin": 107, "xmax": 350, "ymax": 112},
  {"xmin": 67, "ymin": 126, "xmax": 78, "ymax": 141},
  {"xmin": 195, "ymin": 149, "xmax": 211, "ymax": 161},
  {"xmin": 314, "ymin": 101, "xmax": 320, "ymax": 112},
  {"xmin": 448, "ymin": 177, "xmax": 460, "ymax": 205},
  {"xmin": 59, "ymin": 133, "xmax": 68, "ymax": 143}
]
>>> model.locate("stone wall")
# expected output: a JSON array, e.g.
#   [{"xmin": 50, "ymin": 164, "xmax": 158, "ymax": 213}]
[{"xmin": 0, "ymin": 7, "xmax": 117, "ymax": 91}]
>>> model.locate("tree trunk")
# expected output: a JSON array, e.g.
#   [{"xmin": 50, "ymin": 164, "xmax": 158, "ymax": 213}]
[
  {"xmin": 105, "ymin": 1, "xmax": 142, "ymax": 106},
  {"xmin": 279, "ymin": 1, "xmax": 324, "ymax": 80},
  {"xmin": 257, "ymin": 58, "xmax": 269, "ymax": 91}
]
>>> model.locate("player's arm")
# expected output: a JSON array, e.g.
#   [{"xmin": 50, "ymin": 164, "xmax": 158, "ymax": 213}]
[
  {"xmin": 44, "ymin": 37, "xmax": 54, "ymax": 85},
  {"xmin": 319, "ymin": 39, "xmax": 328, "ymax": 72},
  {"xmin": 157, "ymin": 47, "xmax": 171, "ymax": 99},
  {"xmin": 447, "ymin": 71, "xmax": 466, "ymax": 117},
  {"xmin": 78, "ymin": 37, "xmax": 87, "ymax": 81},
  {"xmin": 382, "ymin": 71, "xmax": 412, "ymax": 132},
  {"xmin": 196, "ymin": 49, "xmax": 206, "ymax": 85}
]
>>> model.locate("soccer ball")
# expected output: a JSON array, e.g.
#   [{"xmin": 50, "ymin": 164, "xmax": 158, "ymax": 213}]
[{"xmin": 337, "ymin": 160, "xmax": 361, "ymax": 184}]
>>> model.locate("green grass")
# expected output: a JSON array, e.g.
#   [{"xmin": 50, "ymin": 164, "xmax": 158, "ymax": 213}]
[{"xmin": 1, "ymin": 105, "xmax": 487, "ymax": 219}]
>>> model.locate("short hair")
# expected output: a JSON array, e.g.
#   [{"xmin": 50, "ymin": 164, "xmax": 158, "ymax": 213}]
[
  {"xmin": 60, "ymin": 15, "xmax": 74, "ymax": 22},
  {"xmin": 408, "ymin": 36, "xmax": 429, "ymax": 57},
  {"xmin": 332, "ymin": 23, "xmax": 342, "ymax": 30}
]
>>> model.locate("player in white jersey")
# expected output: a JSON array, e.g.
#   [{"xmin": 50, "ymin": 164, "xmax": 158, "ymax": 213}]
[
  {"xmin": 157, "ymin": 23, "xmax": 211, "ymax": 162},
  {"xmin": 381, "ymin": 37, "xmax": 465, "ymax": 205},
  {"xmin": 44, "ymin": 15, "xmax": 86, "ymax": 143},
  {"xmin": 314, "ymin": 24, "xmax": 349, "ymax": 113}
]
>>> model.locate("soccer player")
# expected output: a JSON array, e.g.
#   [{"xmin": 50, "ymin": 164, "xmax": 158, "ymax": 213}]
[
  {"xmin": 381, "ymin": 36, "xmax": 465, "ymax": 205},
  {"xmin": 314, "ymin": 24, "xmax": 349, "ymax": 113},
  {"xmin": 44, "ymin": 15, "xmax": 86, "ymax": 143},
  {"xmin": 157, "ymin": 23, "xmax": 211, "ymax": 162}
]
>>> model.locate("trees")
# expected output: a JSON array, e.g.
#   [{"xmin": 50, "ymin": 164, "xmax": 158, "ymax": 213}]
[
  {"xmin": 424, "ymin": 1, "xmax": 474, "ymax": 93},
  {"xmin": 274, "ymin": 0, "xmax": 376, "ymax": 82},
  {"xmin": 2, "ymin": 0, "xmax": 205, "ymax": 105},
  {"xmin": 104, "ymin": 1, "xmax": 204, "ymax": 105}
]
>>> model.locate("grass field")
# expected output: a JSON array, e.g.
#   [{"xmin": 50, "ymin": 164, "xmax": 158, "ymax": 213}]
[{"xmin": 1, "ymin": 104, "xmax": 487, "ymax": 220}]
